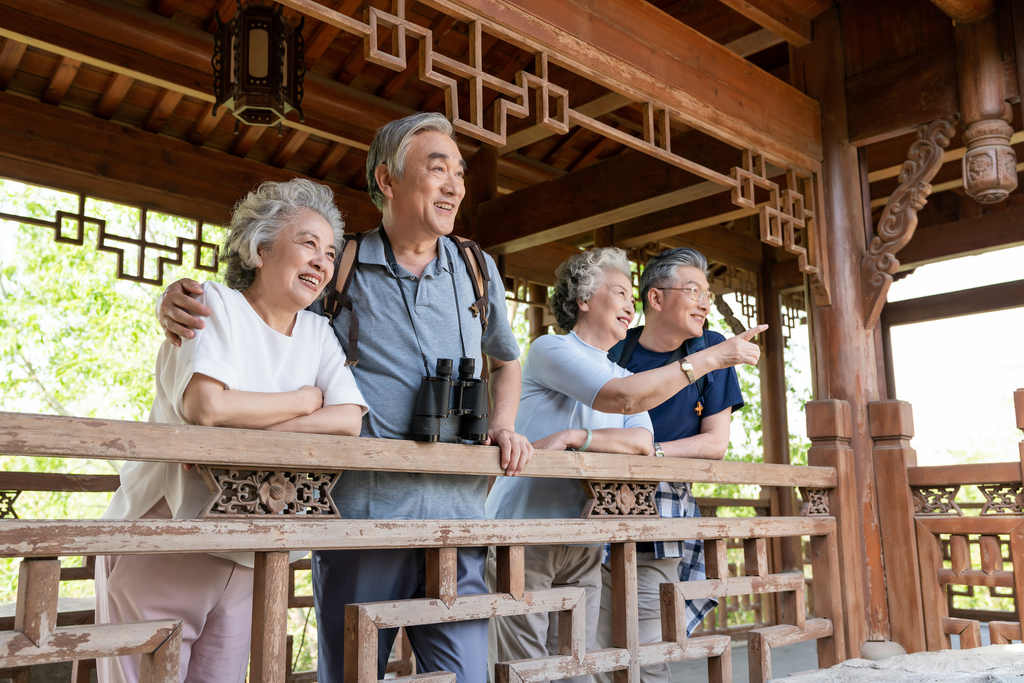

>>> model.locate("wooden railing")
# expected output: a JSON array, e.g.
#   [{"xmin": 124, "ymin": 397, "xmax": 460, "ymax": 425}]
[
  {"xmin": 0, "ymin": 410, "xmax": 846, "ymax": 683},
  {"xmin": 871, "ymin": 390, "xmax": 1024, "ymax": 653}
]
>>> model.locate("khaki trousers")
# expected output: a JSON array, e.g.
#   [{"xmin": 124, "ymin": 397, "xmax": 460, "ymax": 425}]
[
  {"xmin": 487, "ymin": 544, "xmax": 603, "ymax": 683},
  {"xmin": 594, "ymin": 553, "xmax": 681, "ymax": 683}
]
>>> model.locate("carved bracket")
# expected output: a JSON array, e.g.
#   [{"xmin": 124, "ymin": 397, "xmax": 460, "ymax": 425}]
[
  {"xmin": 978, "ymin": 483, "xmax": 1024, "ymax": 515},
  {"xmin": 581, "ymin": 481, "xmax": 659, "ymax": 517},
  {"xmin": 198, "ymin": 467, "xmax": 341, "ymax": 517},
  {"xmin": 861, "ymin": 115, "xmax": 958, "ymax": 330}
]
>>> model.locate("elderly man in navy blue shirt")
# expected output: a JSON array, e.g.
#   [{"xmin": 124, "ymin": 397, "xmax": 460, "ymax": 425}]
[{"xmin": 596, "ymin": 247, "xmax": 765, "ymax": 683}]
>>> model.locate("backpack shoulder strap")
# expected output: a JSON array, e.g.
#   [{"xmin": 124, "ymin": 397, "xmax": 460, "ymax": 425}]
[
  {"xmin": 613, "ymin": 327, "xmax": 643, "ymax": 369},
  {"xmin": 682, "ymin": 330, "xmax": 710, "ymax": 407},
  {"xmin": 448, "ymin": 235, "xmax": 490, "ymax": 332},
  {"xmin": 321, "ymin": 232, "xmax": 363, "ymax": 366}
]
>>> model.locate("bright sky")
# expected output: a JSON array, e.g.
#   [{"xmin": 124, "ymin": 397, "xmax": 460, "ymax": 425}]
[{"xmin": 884, "ymin": 245, "xmax": 1024, "ymax": 465}]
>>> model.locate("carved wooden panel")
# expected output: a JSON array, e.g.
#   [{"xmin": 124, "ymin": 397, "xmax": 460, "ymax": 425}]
[
  {"xmin": 799, "ymin": 488, "xmax": 830, "ymax": 516},
  {"xmin": 0, "ymin": 491, "xmax": 20, "ymax": 519},
  {"xmin": 581, "ymin": 481, "xmax": 658, "ymax": 518},
  {"xmin": 197, "ymin": 467, "xmax": 341, "ymax": 517},
  {"xmin": 912, "ymin": 486, "xmax": 963, "ymax": 515},
  {"xmin": 979, "ymin": 484, "xmax": 1024, "ymax": 515}
]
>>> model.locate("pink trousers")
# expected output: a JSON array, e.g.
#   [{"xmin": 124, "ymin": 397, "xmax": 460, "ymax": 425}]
[{"xmin": 94, "ymin": 504, "xmax": 254, "ymax": 683}]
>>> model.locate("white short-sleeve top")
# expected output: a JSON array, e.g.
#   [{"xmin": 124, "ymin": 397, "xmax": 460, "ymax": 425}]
[{"xmin": 103, "ymin": 281, "xmax": 369, "ymax": 566}]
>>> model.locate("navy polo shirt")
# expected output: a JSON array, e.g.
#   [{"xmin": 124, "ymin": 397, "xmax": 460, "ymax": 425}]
[{"xmin": 609, "ymin": 328, "xmax": 744, "ymax": 443}]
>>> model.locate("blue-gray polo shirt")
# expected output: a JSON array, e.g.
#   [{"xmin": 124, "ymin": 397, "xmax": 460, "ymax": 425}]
[{"xmin": 312, "ymin": 227, "xmax": 521, "ymax": 521}]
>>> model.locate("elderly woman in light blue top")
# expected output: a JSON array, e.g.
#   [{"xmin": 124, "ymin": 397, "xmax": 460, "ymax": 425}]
[{"xmin": 486, "ymin": 247, "xmax": 653, "ymax": 682}]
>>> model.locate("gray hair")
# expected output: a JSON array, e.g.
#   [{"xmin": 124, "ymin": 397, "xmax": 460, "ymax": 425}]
[
  {"xmin": 223, "ymin": 178, "xmax": 345, "ymax": 291},
  {"xmin": 549, "ymin": 247, "xmax": 632, "ymax": 332},
  {"xmin": 366, "ymin": 112, "xmax": 456, "ymax": 213},
  {"xmin": 638, "ymin": 247, "xmax": 710, "ymax": 311}
]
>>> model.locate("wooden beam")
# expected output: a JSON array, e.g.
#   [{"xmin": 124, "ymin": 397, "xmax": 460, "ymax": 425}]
[
  {"xmin": 187, "ymin": 102, "xmax": 222, "ymax": 145},
  {"xmin": 497, "ymin": 29, "xmax": 786, "ymax": 156},
  {"xmin": 503, "ymin": 242, "xmax": 582, "ymax": 286},
  {"xmin": 0, "ymin": 472, "xmax": 120, "ymax": 492},
  {"xmin": 881, "ymin": 279, "xmax": 1024, "ymax": 327},
  {"xmin": 0, "ymin": 411, "xmax": 838, "ymax": 488},
  {"xmin": 0, "ymin": 38, "xmax": 27, "ymax": 90},
  {"xmin": 897, "ymin": 206, "xmax": 1024, "ymax": 270},
  {"xmin": 846, "ymin": 46, "xmax": 1018, "ymax": 146},
  {"xmin": 929, "ymin": 0, "xmax": 995, "ymax": 23},
  {"xmin": 0, "ymin": 89, "xmax": 380, "ymax": 229},
  {"xmin": 0, "ymin": 516, "xmax": 836, "ymax": 557},
  {"xmin": 714, "ymin": 0, "xmax": 812, "ymax": 46},
  {"xmin": 476, "ymin": 139, "xmax": 743, "ymax": 254},
  {"xmin": 94, "ymin": 72, "xmax": 133, "ymax": 119},
  {"xmin": 41, "ymin": 55, "xmax": 81, "ymax": 105},
  {"xmin": 393, "ymin": 0, "xmax": 823, "ymax": 169},
  {"xmin": 271, "ymin": 129, "xmax": 311, "ymax": 168},
  {"xmin": 142, "ymin": 88, "xmax": 182, "ymax": 133}
]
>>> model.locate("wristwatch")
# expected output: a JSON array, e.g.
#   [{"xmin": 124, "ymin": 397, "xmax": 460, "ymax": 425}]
[
  {"xmin": 653, "ymin": 442, "xmax": 666, "ymax": 458},
  {"xmin": 679, "ymin": 359, "xmax": 696, "ymax": 385}
]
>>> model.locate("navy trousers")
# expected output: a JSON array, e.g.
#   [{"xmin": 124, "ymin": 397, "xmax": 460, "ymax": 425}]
[{"xmin": 312, "ymin": 546, "xmax": 488, "ymax": 683}]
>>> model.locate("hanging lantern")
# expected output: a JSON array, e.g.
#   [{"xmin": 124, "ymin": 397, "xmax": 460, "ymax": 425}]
[{"xmin": 212, "ymin": 1, "xmax": 305, "ymax": 128}]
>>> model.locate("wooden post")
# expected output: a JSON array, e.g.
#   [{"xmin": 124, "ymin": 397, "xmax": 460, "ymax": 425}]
[
  {"xmin": 528, "ymin": 284, "xmax": 548, "ymax": 342},
  {"xmin": 798, "ymin": 6, "xmax": 888, "ymax": 653},
  {"xmin": 806, "ymin": 399, "xmax": 862, "ymax": 660},
  {"xmin": 758, "ymin": 245, "xmax": 800, "ymax": 580},
  {"xmin": 426, "ymin": 547, "xmax": 459, "ymax": 608},
  {"xmin": 14, "ymin": 558, "xmax": 60, "ymax": 646},
  {"xmin": 915, "ymin": 520, "xmax": 950, "ymax": 651},
  {"xmin": 809, "ymin": 531, "xmax": 846, "ymax": 669},
  {"xmin": 465, "ymin": 144, "xmax": 499, "ymax": 241},
  {"xmin": 139, "ymin": 622, "xmax": 182, "ymax": 683},
  {"xmin": 610, "ymin": 542, "xmax": 639, "ymax": 683},
  {"xmin": 250, "ymin": 551, "xmax": 290, "ymax": 683},
  {"xmin": 869, "ymin": 400, "xmax": 927, "ymax": 653}
]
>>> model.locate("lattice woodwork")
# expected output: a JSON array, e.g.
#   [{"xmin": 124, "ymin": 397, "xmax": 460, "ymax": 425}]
[
  {"xmin": 274, "ymin": 0, "xmax": 828, "ymax": 299},
  {"xmin": 0, "ymin": 491, "xmax": 19, "ymax": 519},
  {"xmin": 0, "ymin": 188, "xmax": 221, "ymax": 286},
  {"xmin": 799, "ymin": 488, "xmax": 830, "ymax": 516},
  {"xmin": 197, "ymin": 467, "xmax": 341, "ymax": 517},
  {"xmin": 780, "ymin": 291, "xmax": 806, "ymax": 346},
  {"xmin": 581, "ymin": 481, "xmax": 658, "ymax": 518},
  {"xmin": 861, "ymin": 115, "xmax": 958, "ymax": 330},
  {"xmin": 913, "ymin": 486, "xmax": 963, "ymax": 515},
  {"xmin": 979, "ymin": 484, "xmax": 1024, "ymax": 515}
]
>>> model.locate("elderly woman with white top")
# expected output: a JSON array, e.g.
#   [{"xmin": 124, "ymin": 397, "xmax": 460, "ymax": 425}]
[{"xmin": 95, "ymin": 179, "xmax": 368, "ymax": 683}]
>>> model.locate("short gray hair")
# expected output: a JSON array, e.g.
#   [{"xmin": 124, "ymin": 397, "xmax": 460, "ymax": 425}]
[
  {"xmin": 366, "ymin": 112, "xmax": 456, "ymax": 213},
  {"xmin": 223, "ymin": 178, "xmax": 345, "ymax": 291},
  {"xmin": 638, "ymin": 247, "xmax": 709, "ymax": 311},
  {"xmin": 549, "ymin": 247, "xmax": 632, "ymax": 332}
]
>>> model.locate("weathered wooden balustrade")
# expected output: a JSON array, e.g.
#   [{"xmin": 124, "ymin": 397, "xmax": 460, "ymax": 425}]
[
  {"xmin": 870, "ymin": 390, "xmax": 1024, "ymax": 654},
  {"xmin": 0, "ymin": 410, "xmax": 846, "ymax": 683}
]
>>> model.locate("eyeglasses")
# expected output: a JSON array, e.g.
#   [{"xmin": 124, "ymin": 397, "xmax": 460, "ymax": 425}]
[{"xmin": 656, "ymin": 286, "xmax": 716, "ymax": 305}]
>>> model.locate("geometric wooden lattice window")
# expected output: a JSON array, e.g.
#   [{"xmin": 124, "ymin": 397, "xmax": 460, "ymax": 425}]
[{"xmin": 0, "ymin": 178, "xmax": 223, "ymax": 286}]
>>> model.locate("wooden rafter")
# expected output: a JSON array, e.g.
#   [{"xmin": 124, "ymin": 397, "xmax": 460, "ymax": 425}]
[
  {"xmin": 154, "ymin": 0, "xmax": 184, "ymax": 19},
  {"xmin": 304, "ymin": 0, "xmax": 364, "ymax": 68},
  {"xmin": 142, "ymin": 88, "xmax": 183, "ymax": 133},
  {"xmin": 714, "ymin": 0, "xmax": 812, "ymax": 46},
  {"xmin": 94, "ymin": 72, "xmax": 133, "ymax": 119},
  {"xmin": 311, "ymin": 142, "xmax": 349, "ymax": 179},
  {"xmin": 188, "ymin": 102, "xmax": 223, "ymax": 145},
  {"xmin": 271, "ymin": 129, "xmax": 311, "ymax": 167},
  {"xmin": 0, "ymin": 38, "xmax": 27, "ymax": 90},
  {"xmin": 0, "ymin": 89, "xmax": 379, "ymax": 229},
  {"xmin": 41, "ymin": 55, "xmax": 80, "ymax": 105},
  {"xmin": 231, "ymin": 124, "xmax": 268, "ymax": 157},
  {"xmin": 206, "ymin": 0, "xmax": 236, "ymax": 33},
  {"xmin": 476, "ymin": 140, "xmax": 743, "ymax": 253}
]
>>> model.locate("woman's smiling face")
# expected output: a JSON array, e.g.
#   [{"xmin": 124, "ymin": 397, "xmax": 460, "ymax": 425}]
[
  {"xmin": 255, "ymin": 209, "xmax": 337, "ymax": 312},
  {"xmin": 578, "ymin": 268, "xmax": 636, "ymax": 344}
]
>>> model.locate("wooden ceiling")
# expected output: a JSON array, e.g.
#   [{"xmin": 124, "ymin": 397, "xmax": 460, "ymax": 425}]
[{"xmin": 1, "ymin": 0, "xmax": 1021, "ymax": 291}]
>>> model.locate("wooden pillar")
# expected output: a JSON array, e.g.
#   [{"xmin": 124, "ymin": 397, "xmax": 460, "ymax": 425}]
[
  {"xmin": 528, "ymin": 283, "xmax": 548, "ymax": 342},
  {"xmin": 758, "ymin": 246, "xmax": 798, "ymax": 572},
  {"xmin": 806, "ymin": 399, "xmax": 861, "ymax": 661},
  {"xmin": 250, "ymin": 551, "xmax": 290, "ymax": 683},
  {"xmin": 798, "ymin": 7, "xmax": 888, "ymax": 654},
  {"xmin": 465, "ymin": 144, "xmax": 499, "ymax": 241},
  {"xmin": 593, "ymin": 226, "xmax": 614, "ymax": 248},
  {"xmin": 869, "ymin": 400, "xmax": 927, "ymax": 653}
]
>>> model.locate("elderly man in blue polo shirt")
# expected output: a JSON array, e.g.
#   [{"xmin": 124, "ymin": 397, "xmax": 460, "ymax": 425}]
[
  {"xmin": 595, "ymin": 247, "xmax": 762, "ymax": 683},
  {"xmin": 156, "ymin": 112, "xmax": 531, "ymax": 683}
]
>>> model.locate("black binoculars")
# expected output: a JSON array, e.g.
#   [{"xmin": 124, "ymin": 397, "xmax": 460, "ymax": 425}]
[{"xmin": 411, "ymin": 357, "xmax": 489, "ymax": 443}]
